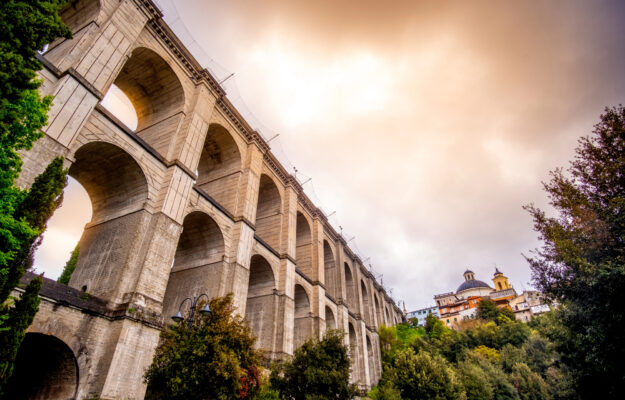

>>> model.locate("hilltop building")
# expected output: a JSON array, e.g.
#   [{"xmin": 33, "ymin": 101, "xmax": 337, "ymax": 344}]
[
  {"xmin": 406, "ymin": 306, "xmax": 440, "ymax": 326},
  {"xmin": 433, "ymin": 269, "xmax": 552, "ymax": 327},
  {"xmin": 434, "ymin": 268, "xmax": 518, "ymax": 328},
  {"xmin": 509, "ymin": 290, "xmax": 550, "ymax": 321}
]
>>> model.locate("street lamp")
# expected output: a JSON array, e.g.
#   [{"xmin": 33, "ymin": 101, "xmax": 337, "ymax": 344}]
[{"xmin": 171, "ymin": 294, "xmax": 211, "ymax": 328}]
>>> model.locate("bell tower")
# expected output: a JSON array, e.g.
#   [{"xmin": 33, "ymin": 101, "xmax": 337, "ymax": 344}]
[{"xmin": 492, "ymin": 268, "xmax": 511, "ymax": 291}]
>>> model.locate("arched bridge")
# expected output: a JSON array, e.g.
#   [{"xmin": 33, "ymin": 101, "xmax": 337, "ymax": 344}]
[{"xmin": 13, "ymin": 1, "xmax": 405, "ymax": 398}]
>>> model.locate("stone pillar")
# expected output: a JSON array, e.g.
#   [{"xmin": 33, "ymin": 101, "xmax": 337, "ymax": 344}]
[
  {"xmin": 165, "ymin": 87, "xmax": 217, "ymax": 170},
  {"xmin": 98, "ymin": 319, "xmax": 161, "ymax": 400},
  {"xmin": 360, "ymin": 322, "xmax": 370, "ymax": 388},
  {"xmin": 311, "ymin": 218, "xmax": 324, "ymax": 283}
]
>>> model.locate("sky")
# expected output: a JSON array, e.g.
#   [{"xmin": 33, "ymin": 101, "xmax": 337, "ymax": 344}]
[{"xmin": 34, "ymin": 0, "xmax": 625, "ymax": 310}]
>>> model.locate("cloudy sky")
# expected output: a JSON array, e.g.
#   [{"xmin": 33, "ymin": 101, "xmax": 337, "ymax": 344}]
[{"xmin": 35, "ymin": 0, "xmax": 625, "ymax": 310}]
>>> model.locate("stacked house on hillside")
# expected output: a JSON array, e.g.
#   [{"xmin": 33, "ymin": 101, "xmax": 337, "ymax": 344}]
[{"xmin": 406, "ymin": 305, "xmax": 440, "ymax": 326}]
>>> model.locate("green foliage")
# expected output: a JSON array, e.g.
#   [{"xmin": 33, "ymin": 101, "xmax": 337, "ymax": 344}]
[
  {"xmin": 257, "ymin": 387, "xmax": 280, "ymax": 400},
  {"xmin": 0, "ymin": 156, "xmax": 67, "ymax": 395},
  {"xmin": 368, "ymin": 384, "xmax": 402, "ymax": 400},
  {"xmin": 378, "ymin": 325, "xmax": 403, "ymax": 365},
  {"xmin": 374, "ymin": 309, "xmax": 574, "ymax": 399},
  {"xmin": 525, "ymin": 105, "xmax": 625, "ymax": 397},
  {"xmin": 476, "ymin": 299, "xmax": 500, "ymax": 322},
  {"xmin": 270, "ymin": 330, "xmax": 356, "ymax": 400},
  {"xmin": 508, "ymin": 363, "xmax": 549, "ymax": 400},
  {"xmin": 477, "ymin": 299, "xmax": 516, "ymax": 325},
  {"xmin": 425, "ymin": 312, "xmax": 448, "ymax": 339},
  {"xmin": 472, "ymin": 345, "xmax": 500, "ymax": 362},
  {"xmin": 57, "ymin": 244, "xmax": 79, "ymax": 285},
  {"xmin": 0, "ymin": 0, "xmax": 71, "ymax": 272},
  {"xmin": 457, "ymin": 361, "xmax": 493, "ymax": 400},
  {"xmin": 0, "ymin": 157, "xmax": 67, "ymax": 302},
  {"xmin": 0, "ymin": 276, "xmax": 42, "ymax": 391},
  {"xmin": 0, "ymin": 1, "xmax": 70, "ymax": 395},
  {"xmin": 464, "ymin": 352, "xmax": 519, "ymax": 400},
  {"xmin": 379, "ymin": 322, "xmax": 424, "ymax": 367},
  {"xmin": 396, "ymin": 322, "xmax": 423, "ymax": 345},
  {"xmin": 522, "ymin": 334, "xmax": 555, "ymax": 375},
  {"xmin": 500, "ymin": 344, "xmax": 526, "ymax": 373},
  {"xmin": 385, "ymin": 348, "xmax": 465, "ymax": 400},
  {"xmin": 144, "ymin": 294, "xmax": 263, "ymax": 400}
]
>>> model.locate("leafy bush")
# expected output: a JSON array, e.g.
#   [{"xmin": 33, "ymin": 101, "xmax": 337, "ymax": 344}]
[
  {"xmin": 270, "ymin": 330, "xmax": 356, "ymax": 400},
  {"xmin": 385, "ymin": 348, "xmax": 465, "ymax": 400},
  {"xmin": 144, "ymin": 294, "xmax": 262, "ymax": 400}
]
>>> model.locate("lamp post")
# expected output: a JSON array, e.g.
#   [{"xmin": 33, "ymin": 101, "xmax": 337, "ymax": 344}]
[{"xmin": 171, "ymin": 294, "xmax": 211, "ymax": 328}]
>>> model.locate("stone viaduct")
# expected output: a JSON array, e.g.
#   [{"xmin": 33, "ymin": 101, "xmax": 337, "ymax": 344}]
[{"xmin": 11, "ymin": 0, "xmax": 404, "ymax": 398}]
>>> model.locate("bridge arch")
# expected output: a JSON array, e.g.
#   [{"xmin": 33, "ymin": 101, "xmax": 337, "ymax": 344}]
[
  {"xmin": 246, "ymin": 255, "xmax": 277, "ymax": 353},
  {"xmin": 162, "ymin": 211, "xmax": 225, "ymax": 319},
  {"xmin": 361, "ymin": 280, "xmax": 371, "ymax": 326},
  {"xmin": 196, "ymin": 123, "xmax": 242, "ymax": 213},
  {"xmin": 67, "ymin": 141, "xmax": 149, "ymax": 301},
  {"xmin": 344, "ymin": 262, "xmax": 356, "ymax": 309},
  {"xmin": 105, "ymin": 46, "xmax": 186, "ymax": 157},
  {"xmin": 255, "ymin": 174, "xmax": 282, "ymax": 251},
  {"xmin": 293, "ymin": 284, "xmax": 312, "ymax": 348},
  {"xmin": 374, "ymin": 293, "xmax": 382, "ymax": 328},
  {"xmin": 348, "ymin": 322, "xmax": 361, "ymax": 384},
  {"xmin": 325, "ymin": 306, "xmax": 336, "ymax": 330},
  {"xmin": 366, "ymin": 335, "xmax": 376, "ymax": 384},
  {"xmin": 295, "ymin": 211, "xmax": 312, "ymax": 276},
  {"xmin": 4, "ymin": 333, "xmax": 78, "ymax": 400},
  {"xmin": 323, "ymin": 240, "xmax": 338, "ymax": 299}
]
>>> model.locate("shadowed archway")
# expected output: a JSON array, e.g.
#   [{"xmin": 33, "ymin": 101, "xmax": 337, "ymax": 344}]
[
  {"xmin": 162, "ymin": 211, "xmax": 225, "ymax": 320},
  {"xmin": 67, "ymin": 141, "xmax": 149, "ymax": 302},
  {"xmin": 293, "ymin": 284, "xmax": 313, "ymax": 348},
  {"xmin": 295, "ymin": 212, "xmax": 313, "ymax": 276},
  {"xmin": 325, "ymin": 306, "xmax": 336, "ymax": 330},
  {"xmin": 3, "ymin": 333, "xmax": 78, "ymax": 400},
  {"xmin": 196, "ymin": 124, "xmax": 242, "ymax": 214},
  {"xmin": 246, "ymin": 255, "xmax": 277, "ymax": 353},
  {"xmin": 255, "ymin": 175, "xmax": 282, "ymax": 251}
]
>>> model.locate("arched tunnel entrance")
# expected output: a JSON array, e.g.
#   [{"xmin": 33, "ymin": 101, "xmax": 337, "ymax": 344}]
[{"xmin": 3, "ymin": 333, "xmax": 78, "ymax": 400}]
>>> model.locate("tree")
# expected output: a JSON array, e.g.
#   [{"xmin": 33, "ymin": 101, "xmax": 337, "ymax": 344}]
[
  {"xmin": 0, "ymin": 157, "xmax": 67, "ymax": 302},
  {"xmin": 0, "ymin": 157, "xmax": 67, "ymax": 395},
  {"xmin": 508, "ymin": 363, "xmax": 550, "ymax": 400},
  {"xmin": 476, "ymin": 298, "xmax": 515, "ymax": 324},
  {"xmin": 462, "ymin": 351, "xmax": 519, "ymax": 400},
  {"xmin": 144, "ymin": 294, "xmax": 262, "ymax": 400},
  {"xmin": 270, "ymin": 330, "xmax": 357, "ymax": 400},
  {"xmin": 424, "ymin": 312, "xmax": 448, "ymax": 339},
  {"xmin": 385, "ymin": 348, "xmax": 465, "ymax": 400},
  {"xmin": 57, "ymin": 244, "xmax": 79, "ymax": 285},
  {"xmin": 477, "ymin": 299, "xmax": 500, "ymax": 322},
  {"xmin": 525, "ymin": 105, "xmax": 625, "ymax": 397},
  {"xmin": 0, "ymin": 1, "xmax": 70, "ymax": 391},
  {"xmin": 0, "ymin": 0, "xmax": 71, "ymax": 272},
  {"xmin": 0, "ymin": 276, "xmax": 42, "ymax": 391},
  {"xmin": 456, "ymin": 361, "xmax": 493, "ymax": 400}
]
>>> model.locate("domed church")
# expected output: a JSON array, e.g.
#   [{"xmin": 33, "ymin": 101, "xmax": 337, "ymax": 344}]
[
  {"xmin": 433, "ymin": 268, "xmax": 517, "ymax": 328},
  {"xmin": 455, "ymin": 270, "xmax": 493, "ymax": 298}
]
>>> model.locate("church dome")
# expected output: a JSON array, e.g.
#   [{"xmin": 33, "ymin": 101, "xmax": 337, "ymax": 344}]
[{"xmin": 456, "ymin": 279, "xmax": 491, "ymax": 294}]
